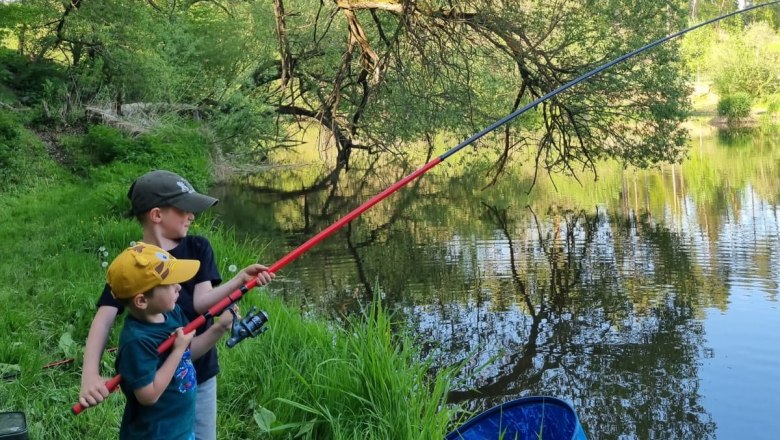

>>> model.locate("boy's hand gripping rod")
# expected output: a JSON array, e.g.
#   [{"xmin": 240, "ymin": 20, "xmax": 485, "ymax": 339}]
[{"xmin": 70, "ymin": 1, "xmax": 780, "ymax": 415}]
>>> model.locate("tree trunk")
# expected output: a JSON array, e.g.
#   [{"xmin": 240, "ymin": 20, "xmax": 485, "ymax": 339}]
[
  {"xmin": 17, "ymin": 25, "xmax": 26, "ymax": 56},
  {"xmin": 273, "ymin": 0, "xmax": 293, "ymax": 89}
]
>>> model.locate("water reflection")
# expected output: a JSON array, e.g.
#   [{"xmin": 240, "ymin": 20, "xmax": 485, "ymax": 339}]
[
  {"xmin": 212, "ymin": 124, "xmax": 780, "ymax": 439},
  {"xmin": 417, "ymin": 208, "xmax": 715, "ymax": 439}
]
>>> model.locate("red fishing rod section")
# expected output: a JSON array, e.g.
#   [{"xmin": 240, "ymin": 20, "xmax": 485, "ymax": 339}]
[{"xmin": 70, "ymin": 1, "xmax": 780, "ymax": 415}]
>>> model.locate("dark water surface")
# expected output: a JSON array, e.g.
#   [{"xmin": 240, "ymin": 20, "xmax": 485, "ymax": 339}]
[{"xmin": 212, "ymin": 124, "xmax": 780, "ymax": 439}]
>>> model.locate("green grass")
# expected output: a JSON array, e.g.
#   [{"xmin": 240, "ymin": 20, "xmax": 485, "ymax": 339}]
[
  {"xmin": 218, "ymin": 296, "xmax": 460, "ymax": 439},
  {"xmin": 0, "ymin": 118, "xmax": 464, "ymax": 438}
]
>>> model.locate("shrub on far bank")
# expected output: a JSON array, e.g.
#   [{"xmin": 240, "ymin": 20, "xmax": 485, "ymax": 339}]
[
  {"xmin": 766, "ymin": 94, "xmax": 780, "ymax": 115},
  {"xmin": 717, "ymin": 93, "xmax": 752, "ymax": 121}
]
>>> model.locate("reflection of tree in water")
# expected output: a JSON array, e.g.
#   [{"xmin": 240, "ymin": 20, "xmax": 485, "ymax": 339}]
[
  {"xmin": 217, "ymin": 161, "xmax": 435, "ymax": 317},
  {"xmin": 408, "ymin": 207, "xmax": 715, "ymax": 439},
  {"xmin": 211, "ymin": 132, "xmax": 780, "ymax": 439}
]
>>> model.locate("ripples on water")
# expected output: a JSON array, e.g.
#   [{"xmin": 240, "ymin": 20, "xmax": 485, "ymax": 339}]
[{"xmin": 213, "ymin": 129, "xmax": 780, "ymax": 439}]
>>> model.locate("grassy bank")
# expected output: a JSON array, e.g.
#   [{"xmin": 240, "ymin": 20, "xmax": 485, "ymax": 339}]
[{"xmin": 0, "ymin": 109, "xmax": 462, "ymax": 438}]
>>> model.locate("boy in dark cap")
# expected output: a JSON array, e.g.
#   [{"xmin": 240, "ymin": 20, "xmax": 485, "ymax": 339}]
[{"xmin": 79, "ymin": 170, "xmax": 274, "ymax": 440}]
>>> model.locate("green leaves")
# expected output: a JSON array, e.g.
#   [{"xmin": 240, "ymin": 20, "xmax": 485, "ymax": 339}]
[
  {"xmin": 0, "ymin": 0, "xmax": 719, "ymax": 181},
  {"xmin": 253, "ymin": 406, "xmax": 277, "ymax": 432},
  {"xmin": 58, "ymin": 331, "xmax": 77, "ymax": 359},
  {"xmin": 711, "ymin": 22, "xmax": 780, "ymax": 99},
  {"xmin": 717, "ymin": 92, "xmax": 752, "ymax": 120}
]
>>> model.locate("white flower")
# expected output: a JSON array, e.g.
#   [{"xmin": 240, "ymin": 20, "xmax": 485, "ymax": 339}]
[
  {"xmin": 101, "ymin": 261, "xmax": 108, "ymax": 268},
  {"xmin": 129, "ymin": 241, "xmax": 136, "ymax": 246},
  {"xmin": 228, "ymin": 264, "xmax": 238, "ymax": 273}
]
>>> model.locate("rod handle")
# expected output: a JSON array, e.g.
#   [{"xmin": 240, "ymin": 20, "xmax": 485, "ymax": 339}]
[{"xmin": 70, "ymin": 375, "xmax": 122, "ymax": 415}]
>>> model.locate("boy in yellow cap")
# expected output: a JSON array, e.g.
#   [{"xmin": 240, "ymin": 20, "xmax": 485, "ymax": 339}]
[
  {"xmin": 79, "ymin": 170, "xmax": 275, "ymax": 440},
  {"xmin": 108, "ymin": 242, "xmax": 233, "ymax": 440}
]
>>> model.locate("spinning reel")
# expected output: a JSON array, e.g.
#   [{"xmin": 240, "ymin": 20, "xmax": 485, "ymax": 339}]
[{"xmin": 226, "ymin": 306, "xmax": 269, "ymax": 348}]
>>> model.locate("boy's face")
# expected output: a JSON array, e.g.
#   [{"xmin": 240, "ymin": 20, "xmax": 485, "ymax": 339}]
[
  {"xmin": 158, "ymin": 206, "xmax": 195, "ymax": 239},
  {"xmin": 147, "ymin": 283, "xmax": 181, "ymax": 313}
]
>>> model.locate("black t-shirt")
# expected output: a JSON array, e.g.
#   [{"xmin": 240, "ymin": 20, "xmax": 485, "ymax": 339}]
[{"xmin": 99, "ymin": 235, "xmax": 223, "ymax": 384}]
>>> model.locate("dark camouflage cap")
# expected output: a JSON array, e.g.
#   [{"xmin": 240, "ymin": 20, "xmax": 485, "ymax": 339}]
[{"xmin": 128, "ymin": 170, "xmax": 218, "ymax": 215}]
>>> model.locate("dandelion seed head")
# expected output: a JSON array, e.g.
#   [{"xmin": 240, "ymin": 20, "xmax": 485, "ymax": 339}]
[
  {"xmin": 102, "ymin": 251, "xmax": 109, "ymax": 257},
  {"xmin": 98, "ymin": 246, "xmax": 106, "ymax": 252},
  {"xmin": 228, "ymin": 264, "xmax": 238, "ymax": 273},
  {"xmin": 129, "ymin": 241, "xmax": 136, "ymax": 246},
  {"xmin": 101, "ymin": 261, "xmax": 108, "ymax": 268}
]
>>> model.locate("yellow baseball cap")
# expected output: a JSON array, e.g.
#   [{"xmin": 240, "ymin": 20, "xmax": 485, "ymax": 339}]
[{"xmin": 107, "ymin": 242, "xmax": 200, "ymax": 299}]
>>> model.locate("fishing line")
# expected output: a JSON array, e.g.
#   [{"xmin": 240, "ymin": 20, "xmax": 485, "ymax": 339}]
[{"xmin": 71, "ymin": 1, "xmax": 780, "ymax": 414}]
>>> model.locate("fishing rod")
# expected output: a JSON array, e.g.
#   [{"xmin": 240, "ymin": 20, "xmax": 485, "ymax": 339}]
[{"xmin": 70, "ymin": 1, "xmax": 780, "ymax": 415}]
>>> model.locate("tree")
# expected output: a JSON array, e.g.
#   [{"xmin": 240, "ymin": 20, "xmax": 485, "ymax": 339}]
[
  {"xmin": 711, "ymin": 22, "xmax": 780, "ymax": 98},
  {"xmin": 250, "ymin": 0, "xmax": 691, "ymax": 184},
  {"xmin": 4, "ymin": 0, "xmax": 694, "ymax": 185},
  {"xmin": 2, "ymin": 0, "xmax": 277, "ymax": 147}
]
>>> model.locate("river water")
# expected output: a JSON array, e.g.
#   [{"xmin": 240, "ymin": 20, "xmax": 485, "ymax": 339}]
[{"xmin": 212, "ymin": 122, "xmax": 780, "ymax": 439}]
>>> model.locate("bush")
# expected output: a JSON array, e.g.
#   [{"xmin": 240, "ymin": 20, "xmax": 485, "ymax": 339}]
[
  {"xmin": 0, "ymin": 110, "xmax": 19, "ymax": 140},
  {"xmin": 0, "ymin": 111, "xmax": 21, "ymax": 182},
  {"xmin": 717, "ymin": 93, "xmax": 752, "ymax": 121},
  {"xmin": 0, "ymin": 110, "xmax": 61, "ymax": 192},
  {"xmin": 85, "ymin": 125, "xmax": 134, "ymax": 164},
  {"xmin": 711, "ymin": 23, "xmax": 780, "ymax": 100},
  {"xmin": 134, "ymin": 123, "xmax": 212, "ymax": 186},
  {"xmin": 59, "ymin": 125, "xmax": 133, "ymax": 176},
  {"xmin": 60, "ymin": 121, "xmax": 212, "ymax": 188},
  {"xmin": 0, "ymin": 49, "xmax": 66, "ymax": 105},
  {"xmin": 767, "ymin": 94, "xmax": 780, "ymax": 115}
]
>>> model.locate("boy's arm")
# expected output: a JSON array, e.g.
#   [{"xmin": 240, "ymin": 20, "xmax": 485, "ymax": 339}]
[
  {"xmin": 133, "ymin": 328, "xmax": 194, "ymax": 406},
  {"xmin": 189, "ymin": 310, "xmax": 232, "ymax": 360},
  {"xmin": 79, "ymin": 306, "xmax": 118, "ymax": 408},
  {"xmin": 192, "ymin": 264, "xmax": 275, "ymax": 314}
]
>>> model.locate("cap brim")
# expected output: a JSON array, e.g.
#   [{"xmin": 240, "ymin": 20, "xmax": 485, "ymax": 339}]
[
  {"xmin": 161, "ymin": 259, "xmax": 201, "ymax": 285},
  {"xmin": 169, "ymin": 192, "xmax": 219, "ymax": 213}
]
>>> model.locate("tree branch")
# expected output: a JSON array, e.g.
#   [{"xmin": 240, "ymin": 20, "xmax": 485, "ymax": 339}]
[{"xmin": 335, "ymin": 0, "xmax": 404, "ymax": 13}]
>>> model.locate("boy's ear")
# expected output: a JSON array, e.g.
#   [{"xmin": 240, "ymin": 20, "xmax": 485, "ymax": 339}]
[
  {"xmin": 148, "ymin": 207, "xmax": 162, "ymax": 224},
  {"xmin": 132, "ymin": 293, "xmax": 149, "ymax": 310}
]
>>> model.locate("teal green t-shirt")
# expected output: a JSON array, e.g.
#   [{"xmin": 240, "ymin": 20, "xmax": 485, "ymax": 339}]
[{"xmin": 117, "ymin": 305, "xmax": 197, "ymax": 440}]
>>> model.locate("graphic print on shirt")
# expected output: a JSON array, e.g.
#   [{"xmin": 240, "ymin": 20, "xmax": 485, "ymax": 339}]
[{"xmin": 175, "ymin": 349, "xmax": 197, "ymax": 394}]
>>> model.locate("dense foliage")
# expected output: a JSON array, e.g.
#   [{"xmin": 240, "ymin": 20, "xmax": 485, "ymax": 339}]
[
  {"xmin": 717, "ymin": 92, "xmax": 753, "ymax": 120},
  {"xmin": 0, "ymin": 0, "xmax": 708, "ymax": 184},
  {"xmin": 681, "ymin": 1, "xmax": 780, "ymax": 121}
]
